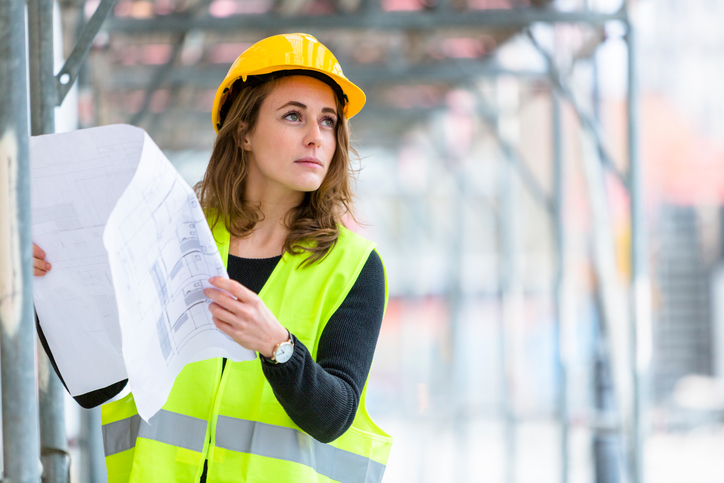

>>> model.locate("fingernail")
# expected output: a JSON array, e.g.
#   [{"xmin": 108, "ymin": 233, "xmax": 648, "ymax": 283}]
[{"xmin": 45, "ymin": 263, "xmax": 51, "ymax": 270}]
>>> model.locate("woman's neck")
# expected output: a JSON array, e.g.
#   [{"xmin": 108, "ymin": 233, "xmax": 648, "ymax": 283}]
[{"xmin": 228, "ymin": 187, "xmax": 303, "ymax": 259}]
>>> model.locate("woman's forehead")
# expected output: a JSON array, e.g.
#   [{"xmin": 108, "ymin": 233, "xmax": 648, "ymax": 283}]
[{"xmin": 265, "ymin": 75, "xmax": 337, "ymax": 108}]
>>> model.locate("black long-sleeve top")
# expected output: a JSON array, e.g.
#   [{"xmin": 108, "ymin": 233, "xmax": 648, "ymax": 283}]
[
  {"xmin": 231, "ymin": 250, "xmax": 385, "ymax": 442},
  {"xmin": 37, "ymin": 250, "xmax": 386, "ymax": 443}
]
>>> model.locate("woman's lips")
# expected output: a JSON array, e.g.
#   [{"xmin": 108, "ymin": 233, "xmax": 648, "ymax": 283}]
[{"xmin": 295, "ymin": 157, "xmax": 323, "ymax": 168}]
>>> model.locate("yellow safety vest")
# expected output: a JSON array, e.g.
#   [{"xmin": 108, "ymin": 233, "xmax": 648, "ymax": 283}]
[{"xmin": 101, "ymin": 221, "xmax": 393, "ymax": 482}]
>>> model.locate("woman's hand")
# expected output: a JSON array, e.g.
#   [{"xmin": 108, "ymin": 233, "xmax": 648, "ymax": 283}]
[
  {"xmin": 204, "ymin": 277, "xmax": 289, "ymax": 358},
  {"xmin": 33, "ymin": 243, "xmax": 52, "ymax": 276}
]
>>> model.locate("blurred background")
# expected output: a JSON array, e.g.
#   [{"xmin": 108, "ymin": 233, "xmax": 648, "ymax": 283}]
[{"xmin": 17, "ymin": 0, "xmax": 724, "ymax": 481}]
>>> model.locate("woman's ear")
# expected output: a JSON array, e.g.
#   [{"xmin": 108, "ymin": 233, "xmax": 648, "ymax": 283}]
[
  {"xmin": 233, "ymin": 122, "xmax": 251, "ymax": 151},
  {"xmin": 242, "ymin": 133, "xmax": 252, "ymax": 152}
]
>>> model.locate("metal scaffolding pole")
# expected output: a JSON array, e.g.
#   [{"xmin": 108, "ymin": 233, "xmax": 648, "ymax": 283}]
[
  {"xmin": 79, "ymin": 408, "xmax": 107, "ymax": 483},
  {"xmin": 29, "ymin": 0, "xmax": 57, "ymax": 132},
  {"xmin": 27, "ymin": 0, "xmax": 71, "ymax": 481},
  {"xmin": 626, "ymin": 17, "xmax": 651, "ymax": 483},
  {"xmin": 552, "ymin": 90, "xmax": 569, "ymax": 483},
  {"xmin": 590, "ymin": 42, "xmax": 621, "ymax": 483},
  {"xmin": 447, "ymin": 132, "xmax": 469, "ymax": 483},
  {"xmin": 0, "ymin": 0, "xmax": 42, "ymax": 480},
  {"xmin": 496, "ymin": 78, "xmax": 521, "ymax": 483}
]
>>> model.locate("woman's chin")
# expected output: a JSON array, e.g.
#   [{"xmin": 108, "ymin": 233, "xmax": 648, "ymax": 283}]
[{"xmin": 288, "ymin": 178, "xmax": 324, "ymax": 193}]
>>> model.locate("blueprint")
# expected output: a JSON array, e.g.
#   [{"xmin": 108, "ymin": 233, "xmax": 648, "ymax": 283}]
[{"xmin": 31, "ymin": 125, "xmax": 255, "ymax": 420}]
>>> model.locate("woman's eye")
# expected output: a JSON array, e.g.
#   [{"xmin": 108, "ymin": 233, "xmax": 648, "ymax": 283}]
[
  {"xmin": 321, "ymin": 117, "xmax": 337, "ymax": 128},
  {"xmin": 284, "ymin": 111, "xmax": 301, "ymax": 122}
]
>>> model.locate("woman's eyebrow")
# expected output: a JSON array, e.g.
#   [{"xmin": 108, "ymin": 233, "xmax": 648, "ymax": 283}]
[{"xmin": 277, "ymin": 101, "xmax": 337, "ymax": 115}]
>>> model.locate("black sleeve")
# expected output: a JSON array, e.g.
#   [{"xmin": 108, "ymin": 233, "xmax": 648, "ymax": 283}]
[
  {"xmin": 260, "ymin": 250, "xmax": 386, "ymax": 443},
  {"xmin": 36, "ymin": 311, "xmax": 127, "ymax": 409}
]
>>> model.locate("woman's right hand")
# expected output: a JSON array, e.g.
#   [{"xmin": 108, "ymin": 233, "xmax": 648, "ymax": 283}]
[{"xmin": 33, "ymin": 243, "xmax": 52, "ymax": 276}]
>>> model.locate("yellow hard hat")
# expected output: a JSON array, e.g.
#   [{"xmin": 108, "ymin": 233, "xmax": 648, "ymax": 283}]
[{"xmin": 212, "ymin": 33, "xmax": 366, "ymax": 132}]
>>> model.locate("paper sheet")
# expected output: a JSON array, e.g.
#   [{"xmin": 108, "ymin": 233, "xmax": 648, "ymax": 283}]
[
  {"xmin": 31, "ymin": 125, "xmax": 256, "ymax": 420},
  {"xmin": 31, "ymin": 125, "xmax": 142, "ymax": 395}
]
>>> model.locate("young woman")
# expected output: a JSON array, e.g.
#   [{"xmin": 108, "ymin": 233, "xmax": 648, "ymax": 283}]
[{"xmin": 33, "ymin": 33, "xmax": 392, "ymax": 482}]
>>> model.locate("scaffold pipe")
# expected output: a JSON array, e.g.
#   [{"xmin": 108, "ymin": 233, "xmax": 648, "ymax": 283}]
[
  {"xmin": 0, "ymin": 0, "xmax": 42, "ymax": 480},
  {"xmin": 28, "ymin": 0, "xmax": 71, "ymax": 480}
]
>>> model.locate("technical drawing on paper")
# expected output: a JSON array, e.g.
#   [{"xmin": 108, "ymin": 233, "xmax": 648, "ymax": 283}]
[
  {"xmin": 145, "ymin": 212, "xmax": 230, "ymax": 365},
  {"xmin": 103, "ymin": 132, "xmax": 249, "ymax": 378}
]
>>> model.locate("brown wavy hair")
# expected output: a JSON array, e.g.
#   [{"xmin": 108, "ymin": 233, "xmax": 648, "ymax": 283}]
[{"xmin": 194, "ymin": 72, "xmax": 358, "ymax": 266}]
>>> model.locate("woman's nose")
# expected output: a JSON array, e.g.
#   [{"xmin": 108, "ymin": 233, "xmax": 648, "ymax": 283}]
[{"xmin": 305, "ymin": 123, "xmax": 323, "ymax": 147}]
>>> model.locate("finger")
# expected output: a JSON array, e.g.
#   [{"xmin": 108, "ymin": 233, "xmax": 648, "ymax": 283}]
[
  {"xmin": 212, "ymin": 315, "xmax": 233, "ymax": 330},
  {"xmin": 204, "ymin": 288, "xmax": 242, "ymax": 313},
  {"xmin": 209, "ymin": 277, "xmax": 255, "ymax": 303},
  {"xmin": 207, "ymin": 301, "xmax": 238, "ymax": 324},
  {"xmin": 34, "ymin": 268, "xmax": 47, "ymax": 276},
  {"xmin": 33, "ymin": 258, "xmax": 51, "ymax": 273},
  {"xmin": 32, "ymin": 244, "xmax": 46, "ymax": 260},
  {"xmin": 212, "ymin": 315, "xmax": 237, "ymax": 338}
]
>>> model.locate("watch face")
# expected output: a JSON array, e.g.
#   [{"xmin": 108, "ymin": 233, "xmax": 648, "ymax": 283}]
[{"xmin": 274, "ymin": 342, "xmax": 293, "ymax": 363}]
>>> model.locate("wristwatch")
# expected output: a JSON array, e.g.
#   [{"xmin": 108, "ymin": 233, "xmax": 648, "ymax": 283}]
[{"xmin": 264, "ymin": 331, "xmax": 294, "ymax": 364}]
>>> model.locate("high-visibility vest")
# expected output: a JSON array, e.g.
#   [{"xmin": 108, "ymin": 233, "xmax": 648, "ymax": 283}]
[{"xmin": 101, "ymin": 220, "xmax": 393, "ymax": 483}]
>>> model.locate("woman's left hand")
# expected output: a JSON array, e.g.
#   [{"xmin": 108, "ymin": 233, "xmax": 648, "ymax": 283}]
[{"xmin": 204, "ymin": 277, "xmax": 289, "ymax": 359}]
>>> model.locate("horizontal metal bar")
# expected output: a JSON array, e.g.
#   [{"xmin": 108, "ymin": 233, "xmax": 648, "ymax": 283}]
[
  {"xmin": 109, "ymin": 59, "xmax": 547, "ymax": 89},
  {"xmin": 56, "ymin": 0, "xmax": 117, "ymax": 105},
  {"xmin": 106, "ymin": 8, "xmax": 628, "ymax": 34}
]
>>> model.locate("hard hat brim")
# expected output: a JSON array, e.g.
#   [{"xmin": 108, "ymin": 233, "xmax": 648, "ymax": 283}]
[{"xmin": 212, "ymin": 65, "xmax": 366, "ymax": 133}]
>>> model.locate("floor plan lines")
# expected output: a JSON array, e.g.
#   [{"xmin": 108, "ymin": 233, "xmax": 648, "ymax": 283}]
[
  {"xmin": 157, "ymin": 313, "xmax": 172, "ymax": 362},
  {"xmin": 151, "ymin": 261, "xmax": 169, "ymax": 305},
  {"xmin": 179, "ymin": 221, "xmax": 202, "ymax": 254}
]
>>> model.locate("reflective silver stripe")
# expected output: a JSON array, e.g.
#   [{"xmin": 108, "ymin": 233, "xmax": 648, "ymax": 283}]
[
  {"xmin": 103, "ymin": 415, "xmax": 141, "ymax": 457},
  {"xmin": 102, "ymin": 410, "xmax": 207, "ymax": 457},
  {"xmin": 215, "ymin": 416, "xmax": 386, "ymax": 483}
]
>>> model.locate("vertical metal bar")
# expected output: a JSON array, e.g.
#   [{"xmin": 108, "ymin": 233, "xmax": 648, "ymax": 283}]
[
  {"xmin": 591, "ymin": 46, "xmax": 621, "ymax": 483},
  {"xmin": 0, "ymin": 0, "xmax": 43, "ymax": 480},
  {"xmin": 496, "ymin": 78, "xmax": 518, "ymax": 483},
  {"xmin": 433, "ymin": 106, "xmax": 470, "ymax": 482},
  {"xmin": 28, "ymin": 1, "xmax": 71, "ymax": 481},
  {"xmin": 28, "ymin": 0, "xmax": 57, "ymax": 132},
  {"xmin": 499, "ymin": 153, "xmax": 516, "ymax": 483},
  {"xmin": 626, "ymin": 16, "xmax": 651, "ymax": 483},
  {"xmin": 577, "ymin": 120, "xmax": 632, "ymax": 483},
  {"xmin": 498, "ymin": 159, "xmax": 512, "ymax": 483},
  {"xmin": 552, "ymin": 90, "xmax": 569, "ymax": 483},
  {"xmin": 80, "ymin": 408, "xmax": 107, "ymax": 483},
  {"xmin": 36, "ymin": 338, "xmax": 70, "ymax": 483},
  {"xmin": 449, "ymin": 159, "xmax": 467, "ymax": 483}
]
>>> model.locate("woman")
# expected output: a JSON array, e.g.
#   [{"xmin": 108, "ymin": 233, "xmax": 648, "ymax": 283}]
[{"xmin": 33, "ymin": 33, "xmax": 392, "ymax": 482}]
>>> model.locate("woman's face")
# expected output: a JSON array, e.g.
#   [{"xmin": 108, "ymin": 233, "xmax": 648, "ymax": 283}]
[{"xmin": 242, "ymin": 75, "xmax": 339, "ymax": 199}]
